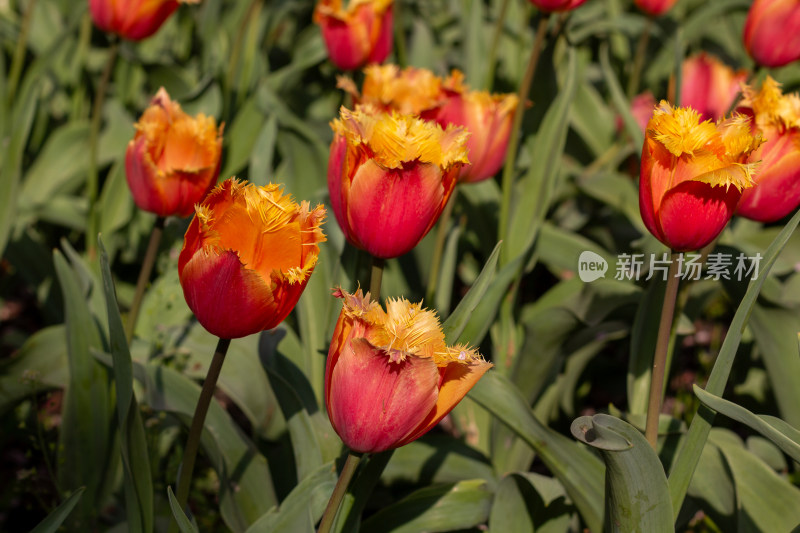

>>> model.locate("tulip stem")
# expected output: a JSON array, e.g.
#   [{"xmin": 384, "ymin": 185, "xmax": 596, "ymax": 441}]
[
  {"xmin": 87, "ymin": 40, "xmax": 119, "ymax": 260},
  {"xmin": 644, "ymin": 252, "xmax": 680, "ymax": 449},
  {"xmin": 498, "ymin": 14, "xmax": 550, "ymax": 244},
  {"xmin": 370, "ymin": 256, "xmax": 385, "ymax": 302},
  {"xmin": 485, "ymin": 0, "xmax": 511, "ymax": 91},
  {"xmin": 125, "ymin": 216, "xmax": 165, "ymax": 342},
  {"xmin": 6, "ymin": 0, "xmax": 36, "ymax": 105},
  {"xmin": 318, "ymin": 451, "xmax": 363, "ymax": 533},
  {"xmin": 426, "ymin": 189, "xmax": 458, "ymax": 304},
  {"xmin": 627, "ymin": 16, "xmax": 652, "ymax": 100},
  {"xmin": 171, "ymin": 337, "xmax": 231, "ymax": 531}
]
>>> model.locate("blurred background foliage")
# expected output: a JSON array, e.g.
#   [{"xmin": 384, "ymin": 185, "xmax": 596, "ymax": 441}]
[{"xmin": 3, "ymin": 0, "xmax": 800, "ymax": 531}]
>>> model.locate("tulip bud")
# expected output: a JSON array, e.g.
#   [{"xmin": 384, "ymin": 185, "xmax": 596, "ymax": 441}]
[
  {"xmin": 639, "ymin": 102, "xmax": 762, "ymax": 251},
  {"xmin": 125, "ymin": 88, "xmax": 223, "ymax": 217},
  {"xmin": 681, "ymin": 53, "xmax": 748, "ymax": 122},
  {"xmin": 527, "ymin": 0, "xmax": 587, "ymax": 12},
  {"xmin": 314, "ymin": 0, "xmax": 393, "ymax": 71},
  {"xmin": 736, "ymin": 77, "xmax": 800, "ymax": 222},
  {"xmin": 633, "ymin": 0, "xmax": 678, "ymax": 16},
  {"xmin": 743, "ymin": 0, "xmax": 800, "ymax": 68},
  {"xmin": 178, "ymin": 179, "xmax": 326, "ymax": 339},
  {"xmin": 326, "ymin": 289, "xmax": 492, "ymax": 454},
  {"xmin": 327, "ymin": 106, "xmax": 468, "ymax": 259},
  {"xmin": 88, "ymin": 0, "xmax": 198, "ymax": 41}
]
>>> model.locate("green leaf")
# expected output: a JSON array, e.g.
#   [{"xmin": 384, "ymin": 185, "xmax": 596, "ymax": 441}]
[
  {"xmin": 30, "ymin": 487, "xmax": 86, "ymax": 533},
  {"xmin": 488, "ymin": 473, "xmax": 573, "ymax": 533},
  {"xmin": 668, "ymin": 207, "xmax": 800, "ymax": 515},
  {"xmin": 244, "ymin": 461, "xmax": 337, "ymax": 533},
  {"xmin": 136, "ymin": 361, "xmax": 276, "ymax": 532},
  {"xmin": 693, "ymin": 385, "xmax": 800, "ymax": 464},
  {"xmin": 600, "ymin": 43, "xmax": 644, "ymax": 150},
  {"xmin": 98, "ymin": 237, "xmax": 153, "ymax": 533},
  {"xmin": 442, "ymin": 241, "xmax": 501, "ymax": 343},
  {"xmin": 571, "ymin": 414, "xmax": 673, "ymax": 532},
  {"xmin": 53, "ymin": 249, "xmax": 112, "ymax": 520},
  {"xmin": 503, "ymin": 47, "xmax": 578, "ymax": 266},
  {"xmin": 248, "ymin": 115, "xmax": 279, "ymax": 186},
  {"xmin": 469, "ymin": 372, "xmax": 604, "ymax": 532},
  {"xmin": 360, "ymin": 479, "xmax": 492, "ymax": 533},
  {"xmin": 167, "ymin": 486, "xmax": 200, "ymax": 533}
]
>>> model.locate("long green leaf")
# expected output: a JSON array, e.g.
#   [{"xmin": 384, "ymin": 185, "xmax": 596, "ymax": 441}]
[
  {"xmin": 167, "ymin": 486, "xmax": 200, "ymax": 533},
  {"xmin": 693, "ymin": 385, "xmax": 800, "ymax": 464},
  {"xmin": 468, "ymin": 372, "xmax": 604, "ymax": 532},
  {"xmin": 572, "ymin": 414, "xmax": 673, "ymax": 532},
  {"xmin": 98, "ymin": 238, "xmax": 153, "ymax": 533},
  {"xmin": 30, "ymin": 487, "xmax": 86, "ymax": 533},
  {"xmin": 600, "ymin": 43, "xmax": 644, "ymax": 150},
  {"xmin": 53, "ymin": 249, "xmax": 112, "ymax": 521},
  {"xmin": 668, "ymin": 207, "xmax": 800, "ymax": 515}
]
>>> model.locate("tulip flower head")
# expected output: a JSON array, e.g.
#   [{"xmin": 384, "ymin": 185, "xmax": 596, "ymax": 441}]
[
  {"xmin": 179, "ymin": 179, "xmax": 326, "ymax": 339},
  {"xmin": 314, "ymin": 0, "xmax": 393, "ymax": 70},
  {"xmin": 633, "ymin": 0, "xmax": 678, "ymax": 16},
  {"xmin": 126, "ymin": 88, "xmax": 223, "ymax": 217},
  {"xmin": 89, "ymin": 0, "xmax": 199, "ymax": 41},
  {"xmin": 681, "ymin": 53, "xmax": 748, "ymax": 122},
  {"xmin": 528, "ymin": 0, "xmax": 587, "ymax": 11},
  {"xmin": 639, "ymin": 102, "xmax": 762, "ymax": 251},
  {"xmin": 338, "ymin": 64, "xmax": 445, "ymax": 117},
  {"xmin": 326, "ymin": 289, "xmax": 492, "ymax": 454},
  {"xmin": 736, "ymin": 77, "xmax": 800, "ymax": 222},
  {"xmin": 743, "ymin": 0, "xmax": 800, "ymax": 68},
  {"xmin": 327, "ymin": 106, "xmax": 468, "ymax": 259}
]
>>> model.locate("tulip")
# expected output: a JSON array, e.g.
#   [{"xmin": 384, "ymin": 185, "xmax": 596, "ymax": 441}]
[
  {"xmin": 325, "ymin": 289, "xmax": 492, "ymax": 453},
  {"xmin": 639, "ymin": 102, "xmax": 762, "ymax": 251},
  {"xmin": 743, "ymin": 0, "xmax": 800, "ymax": 68},
  {"xmin": 89, "ymin": 0, "xmax": 199, "ymax": 41},
  {"xmin": 434, "ymin": 72, "xmax": 518, "ymax": 183},
  {"xmin": 681, "ymin": 53, "xmax": 748, "ymax": 122},
  {"xmin": 633, "ymin": 0, "xmax": 678, "ymax": 16},
  {"xmin": 314, "ymin": 0, "xmax": 393, "ymax": 71},
  {"xmin": 338, "ymin": 64, "xmax": 445, "ymax": 117},
  {"xmin": 178, "ymin": 179, "xmax": 326, "ymax": 339},
  {"xmin": 736, "ymin": 77, "xmax": 800, "ymax": 222},
  {"xmin": 528, "ymin": 0, "xmax": 587, "ymax": 11},
  {"xmin": 327, "ymin": 106, "xmax": 468, "ymax": 259},
  {"xmin": 628, "ymin": 91, "xmax": 657, "ymax": 133},
  {"xmin": 126, "ymin": 88, "xmax": 223, "ymax": 218}
]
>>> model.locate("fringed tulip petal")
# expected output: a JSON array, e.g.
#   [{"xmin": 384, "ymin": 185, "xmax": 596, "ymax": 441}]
[
  {"xmin": 125, "ymin": 88, "xmax": 223, "ymax": 218},
  {"xmin": 328, "ymin": 338, "xmax": 440, "ymax": 453},
  {"xmin": 639, "ymin": 102, "xmax": 761, "ymax": 251},
  {"xmin": 179, "ymin": 179, "xmax": 326, "ymax": 339},
  {"xmin": 325, "ymin": 289, "xmax": 491, "ymax": 453}
]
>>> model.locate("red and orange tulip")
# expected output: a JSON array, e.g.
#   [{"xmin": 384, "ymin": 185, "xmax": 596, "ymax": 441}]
[
  {"xmin": 325, "ymin": 289, "xmax": 492, "ymax": 454},
  {"xmin": 327, "ymin": 106, "xmax": 468, "ymax": 259},
  {"xmin": 178, "ymin": 179, "xmax": 326, "ymax": 339},
  {"xmin": 681, "ymin": 53, "xmax": 748, "ymax": 123},
  {"xmin": 314, "ymin": 0, "xmax": 393, "ymax": 71},
  {"xmin": 125, "ymin": 88, "xmax": 223, "ymax": 218},
  {"xmin": 639, "ymin": 102, "xmax": 761, "ymax": 251},
  {"xmin": 633, "ymin": 0, "xmax": 678, "ymax": 16},
  {"xmin": 743, "ymin": 0, "xmax": 800, "ymax": 68},
  {"xmin": 736, "ymin": 77, "xmax": 800, "ymax": 222},
  {"xmin": 89, "ymin": 0, "xmax": 198, "ymax": 40},
  {"xmin": 338, "ymin": 64, "xmax": 445, "ymax": 117}
]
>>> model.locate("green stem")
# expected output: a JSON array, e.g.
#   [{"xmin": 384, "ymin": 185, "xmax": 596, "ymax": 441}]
[
  {"xmin": 497, "ymin": 14, "xmax": 550, "ymax": 243},
  {"xmin": 6, "ymin": 0, "xmax": 37, "ymax": 105},
  {"xmin": 425, "ymin": 189, "xmax": 458, "ymax": 304},
  {"xmin": 317, "ymin": 452, "xmax": 363, "ymax": 533},
  {"xmin": 125, "ymin": 216, "xmax": 165, "ymax": 342},
  {"xmin": 171, "ymin": 337, "xmax": 231, "ymax": 529},
  {"xmin": 86, "ymin": 41, "xmax": 119, "ymax": 260},
  {"xmin": 644, "ymin": 252, "xmax": 680, "ymax": 449},
  {"xmin": 484, "ymin": 0, "xmax": 510, "ymax": 91},
  {"xmin": 369, "ymin": 256, "xmax": 385, "ymax": 302},
  {"xmin": 626, "ymin": 17, "xmax": 652, "ymax": 100},
  {"xmin": 393, "ymin": 0, "xmax": 407, "ymax": 68}
]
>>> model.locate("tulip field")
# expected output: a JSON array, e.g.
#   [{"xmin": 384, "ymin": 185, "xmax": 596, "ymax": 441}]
[{"xmin": 6, "ymin": 0, "xmax": 800, "ymax": 531}]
